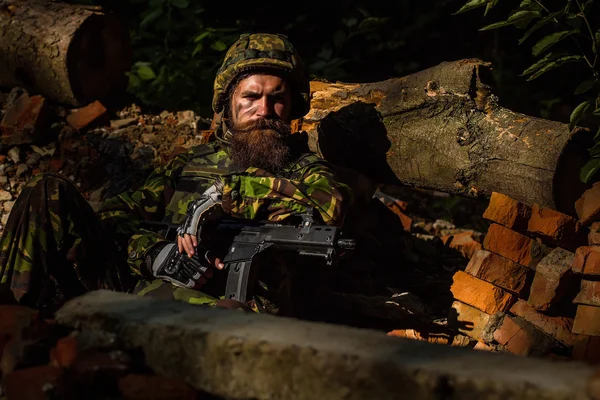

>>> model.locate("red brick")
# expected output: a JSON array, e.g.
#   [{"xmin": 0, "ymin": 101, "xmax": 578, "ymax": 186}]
[
  {"xmin": 527, "ymin": 248, "xmax": 575, "ymax": 311},
  {"xmin": 450, "ymin": 271, "xmax": 516, "ymax": 314},
  {"xmin": 572, "ymin": 335, "xmax": 600, "ymax": 364},
  {"xmin": 572, "ymin": 304, "xmax": 600, "ymax": 336},
  {"xmin": 3, "ymin": 366, "xmax": 63, "ymax": 400},
  {"xmin": 483, "ymin": 224, "xmax": 550, "ymax": 269},
  {"xmin": 441, "ymin": 231, "xmax": 482, "ymax": 259},
  {"xmin": 473, "ymin": 341, "xmax": 497, "ymax": 351},
  {"xmin": 576, "ymin": 181, "xmax": 600, "ymax": 226},
  {"xmin": 0, "ymin": 93, "xmax": 49, "ymax": 145},
  {"xmin": 483, "ymin": 192, "xmax": 532, "ymax": 232},
  {"xmin": 527, "ymin": 204, "xmax": 585, "ymax": 250},
  {"xmin": 118, "ymin": 374, "xmax": 198, "ymax": 400},
  {"xmin": 493, "ymin": 315, "xmax": 557, "ymax": 356},
  {"xmin": 48, "ymin": 159, "xmax": 65, "ymax": 173},
  {"xmin": 572, "ymin": 246, "xmax": 600, "ymax": 276},
  {"xmin": 465, "ymin": 250, "xmax": 533, "ymax": 296},
  {"xmin": 50, "ymin": 335, "xmax": 78, "ymax": 368},
  {"xmin": 448, "ymin": 301, "xmax": 503, "ymax": 343},
  {"xmin": 589, "ymin": 222, "xmax": 600, "ymax": 245},
  {"xmin": 574, "ymin": 280, "xmax": 600, "ymax": 307},
  {"xmin": 509, "ymin": 299, "xmax": 577, "ymax": 347},
  {"xmin": 0, "ymin": 305, "xmax": 39, "ymax": 335},
  {"xmin": 66, "ymin": 100, "xmax": 109, "ymax": 131},
  {"xmin": 386, "ymin": 206, "xmax": 412, "ymax": 232}
]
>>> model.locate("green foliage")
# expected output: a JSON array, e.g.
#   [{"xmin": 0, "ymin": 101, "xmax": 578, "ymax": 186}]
[
  {"xmin": 455, "ymin": 0, "xmax": 600, "ymax": 183},
  {"xmin": 73, "ymin": 1, "xmax": 423, "ymax": 117}
]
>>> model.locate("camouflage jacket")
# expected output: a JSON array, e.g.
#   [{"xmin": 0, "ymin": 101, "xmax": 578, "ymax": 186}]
[{"xmin": 96, "ymin": 133, "xmax": 353, "ymax": 277}]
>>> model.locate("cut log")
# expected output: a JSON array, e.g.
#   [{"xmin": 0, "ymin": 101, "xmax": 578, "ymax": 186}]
[
  {"xmin": 0, "ymin": 0, "xmax": 131, "ymax": 106},
  {"xmin": 301, "ymin": 58, "xmax": 593, "ymax": 216}
]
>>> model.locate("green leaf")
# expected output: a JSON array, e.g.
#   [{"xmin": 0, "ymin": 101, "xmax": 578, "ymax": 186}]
[
  {"xmin": 521, "ymin": 52, "xmax": 554, "ymax": 75},
  {"xmin": 484, "ymin": 0, "xmax": 498, "ymax": 16},
  {"xmin": 169, "ymin": 0, "xmax": 189, "ymax": 8},
  {"xmin": 588, "ymin": 142, "xmax": 600, "ymax": 157},
  {"xmin": 453, "ymin": 0, "xmax": 487, "ymax": 15},
  {"xmin": 480, "ymin": 21, "xmax": 516, "ymax": 31},
  {"xmin": 526, "ymin": 55, "xmax": 582, "ymax": 80},
  {"xmin": 140, "ymin": 7, "xmax": 163, "ymax": 28},
  {"xmin": 193, "ymin": 32, "xmax": 211, "ymax": 43},
  {"xmin": 569, "ymin": 100, "xmax": 591, "ymax": 131},
  {"xmin": 333, "ymin": 30, "xmax": 346, "ymax": 50},
  {"xmin": 519, "ymin": 0, "xmax": 541, "ymax": 10},
  {"xmin": 580, "ymin": 157, "xmax": 600, "ymax": 183},
  {"xmin": 518, "ymin": 11, "xmax": 564, "ymax": 44},
  {"xmin": 137, "ymin": 64, "xmax": 157, "ymax": 81},
  {"xmin": 574, "ymin": 80, "xmax": 597, "ymax": 95},
  {"xmin": 192, "ymin": 43, "xmax": 203, "ymax": 57},
  {"xmin": 210, "ymin": 40, "xmax": 227, "ymax": 51},
  {"xmin": 532, "ymin": 30, "xmax": 578, "ymax": 56},
  {"xmin": 480, "ymin": 10, "xmax": 541, "ymax": 31}
]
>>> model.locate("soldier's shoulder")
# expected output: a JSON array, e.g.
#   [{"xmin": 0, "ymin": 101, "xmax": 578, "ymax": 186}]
[{"xmin": 189, "ymin": 141, "xmax": 221, "ymax": 157}]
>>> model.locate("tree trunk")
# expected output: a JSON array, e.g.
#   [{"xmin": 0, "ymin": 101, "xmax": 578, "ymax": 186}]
[
  {"xmin": 0, "ymin": 0, "xmax": 131, "ymax": 106},
  {"xmin": 301, "ymin": 58, "xmax": 593, "ymax": 216}
]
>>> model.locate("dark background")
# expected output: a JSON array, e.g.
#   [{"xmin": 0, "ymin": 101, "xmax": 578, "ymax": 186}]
[{"xmin": 87, "ymin": 0, "xmax": 596, "ymax": 125}]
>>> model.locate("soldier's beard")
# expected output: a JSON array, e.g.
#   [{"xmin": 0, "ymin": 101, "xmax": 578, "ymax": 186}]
[{"xmin": 229, "ymin": 118, "xmax": 292, "ymax": 174}]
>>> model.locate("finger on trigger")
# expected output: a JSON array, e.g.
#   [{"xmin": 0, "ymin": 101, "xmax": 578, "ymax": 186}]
[{"xmin": 192, "ymin": 235, "xmax": 198, "ymax": 248}]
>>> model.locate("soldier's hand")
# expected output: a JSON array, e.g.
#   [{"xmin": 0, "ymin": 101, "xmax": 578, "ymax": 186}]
[
  {"xmin": 148, "ymin": 243, "xmax": 218, "ymax": 289},
  {"xmin": 177, "ymin": 234, "xmax": 224, "ymax": 269}
]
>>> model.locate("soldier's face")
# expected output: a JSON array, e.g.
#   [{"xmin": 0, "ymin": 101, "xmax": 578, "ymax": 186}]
[{"xmin": 230, "ymin": 74, "xmax": 293, "ymax": 125}]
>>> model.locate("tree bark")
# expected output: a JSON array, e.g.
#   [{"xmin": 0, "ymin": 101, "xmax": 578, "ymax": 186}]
[
  {"xmin": 0, "ymin": 0, "xmax": 131, "ymax": 106},
  {"xmin": 301, "ymin": 58, "xmax": 593, "ymax": 216}
]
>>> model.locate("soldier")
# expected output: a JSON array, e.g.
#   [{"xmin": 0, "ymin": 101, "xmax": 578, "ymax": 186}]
[{"xmin": 0, "ymin": 33, "xmax": 353, "ymax": 316}]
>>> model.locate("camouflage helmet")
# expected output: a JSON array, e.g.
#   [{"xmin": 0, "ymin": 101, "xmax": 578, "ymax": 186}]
[{"xmin": 212, "ymin": 33, "xmax": 311, "ymax": 120}]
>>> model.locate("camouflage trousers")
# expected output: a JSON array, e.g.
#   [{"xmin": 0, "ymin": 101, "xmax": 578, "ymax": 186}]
[{"xmin": 0, "ymin": 174, "xmax": 318, "ymax": 316}]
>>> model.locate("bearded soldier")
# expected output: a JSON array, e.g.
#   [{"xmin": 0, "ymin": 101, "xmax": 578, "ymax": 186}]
[{"xmin": 0, "ymin": 33, "xmax": 353, "ymax": 316}]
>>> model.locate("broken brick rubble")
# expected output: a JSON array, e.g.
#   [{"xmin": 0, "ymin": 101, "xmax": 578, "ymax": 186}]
[
  {"xmin": 0, "ymin": 93, "xmax": 48, "ymax": 145},
  {"xmin": 573, "ymin": 280, "xmax": 600, "ymax": 307},
  {"xmin": 450, "ymin": 270, "xmax": 517, "ymax": 314},
  {"xmin": 572, "ymin": 304, "xmax": 600, "ymax": 336},
  {"xmin": 482, "ymin": 192, "xmax": 532, "ymax": 233},
  {"xmin": 572, "ymin": 246, "xmax": 600, "ymax": 276},
  {"xmin": 493, "ymin": 315, "xmax": 560, "ymax": 357},
  {"xmin": 508, "ymin": 299, "xmax": 577, "ymax": 348},
  {"xmin": 527, "ymin": 247, "xmax": 575, "ymax": 312},
  {"xmin": 66, "ymin": 100, "xmax": 109, "ymax": 132},
  {"xmin": 483, "ymin": 223, "xmax": 550, "ymax": 269},
  {"xmin": 527, "ymin": 204, "xmax": 585, "ymax": 250},
  {"xmin": 465, "ymin": 249, "xmax": 533, "ymax": 297},
  {"xmin": 575, "ymin": 181, "xmax": 600, "ymax": 226}
]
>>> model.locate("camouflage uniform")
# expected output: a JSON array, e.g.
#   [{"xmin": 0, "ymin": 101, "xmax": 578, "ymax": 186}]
[{"xmin": 0, "ymin": 33, "xmax": 352, "ymax": 313}]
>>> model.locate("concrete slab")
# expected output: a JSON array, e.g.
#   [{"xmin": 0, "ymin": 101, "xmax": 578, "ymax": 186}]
[{"xmin": 56, "ymin": 290, "xmax": 597, "ymax": 400}]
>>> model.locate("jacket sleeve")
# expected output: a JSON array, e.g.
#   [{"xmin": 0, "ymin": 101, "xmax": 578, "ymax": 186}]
[
  {"xmin": 96, "ymin": 151, "xmax": 189, "ymax": 276},
  {"xmin": 220, "ymin": 158, "xmax": 353, "ymax": 226}
]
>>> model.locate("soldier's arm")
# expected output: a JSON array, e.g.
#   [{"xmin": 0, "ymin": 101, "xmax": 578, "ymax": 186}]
[
  {"xmin": 96, "ymin": 152, "xmax": 189, "ymax": 276},
  {"xmin": 221, "ymin": 159, "xmax": 353, "ymax": 226}
]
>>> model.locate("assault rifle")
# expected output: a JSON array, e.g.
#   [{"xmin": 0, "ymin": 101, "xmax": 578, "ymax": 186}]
[{"xmin": 215, "ymin": 210, "xmax": 356, "ymax": 303}]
